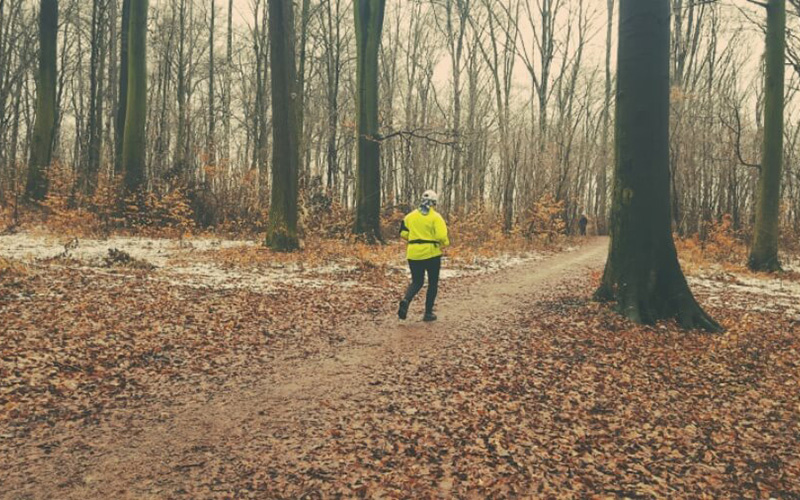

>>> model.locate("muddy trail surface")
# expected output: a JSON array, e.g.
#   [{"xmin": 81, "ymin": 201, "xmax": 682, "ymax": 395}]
[{"xmin": 3, "ymin": 238, "xmax": 608, "ymax": 498}]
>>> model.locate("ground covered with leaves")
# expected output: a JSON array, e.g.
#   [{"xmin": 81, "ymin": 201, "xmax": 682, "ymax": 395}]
[{"xmin": 1, "ymin": 234, "xmax": 799, "ymax": 498}]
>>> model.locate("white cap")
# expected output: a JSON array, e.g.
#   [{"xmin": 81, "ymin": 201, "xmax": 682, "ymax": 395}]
[{"xmin": 422, "ymin": 190, "xmax": 439, "ymax": 203}]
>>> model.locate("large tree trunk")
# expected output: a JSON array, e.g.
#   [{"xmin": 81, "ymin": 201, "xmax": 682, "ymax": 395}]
[
  {"xmin": 353, "ymin": 0, "xmax": 386, "ymax": 242},
  {"xmin": 265, "ymin": 0, "xmax": 300, "ymax": 251},
  {"xmin": 115, "ymin": 0, "xmax": 130, "ymax": 178},
  {"xmin": 26, "ymin": 0, "xmax": 58, "ymax": 201},
  {"xmin": 121, "ymin": 0, "xmax": 147, "ymax": 194},
  {"xmin": 595, "ymin": 0, "xmax": 721, "ymax": 332},
  {"xmin": 749, "ymin": 0, "xmax": 785, "ymax": 272}
]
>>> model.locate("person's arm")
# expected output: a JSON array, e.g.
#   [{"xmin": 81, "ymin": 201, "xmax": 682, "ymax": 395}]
[
  {"xmin": 435, "ymin": 214, "xmax": 450, "ymax": 248},
  {"xmin": 400, "ymin": 218, "xmax": 409, "ymax": 241}
]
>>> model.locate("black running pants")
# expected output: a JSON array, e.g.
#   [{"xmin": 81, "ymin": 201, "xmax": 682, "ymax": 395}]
[{"xmin": 403, "ymin": 256, "xmax": 441, "ymax": 314}]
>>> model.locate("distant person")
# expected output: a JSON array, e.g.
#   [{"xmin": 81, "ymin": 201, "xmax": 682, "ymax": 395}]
[
  {"xmin": 397, "ymin": 190, "xmax": 450, "ymax": 322},
  {"xmin": 579, "ymin": 213, "xmax": 588, "ymax": 236}
]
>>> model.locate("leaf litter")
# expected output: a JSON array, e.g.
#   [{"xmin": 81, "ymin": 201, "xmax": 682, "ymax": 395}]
[{"xmin": 1, "ymin": 234, "xmax": 799, "ymax": 498}]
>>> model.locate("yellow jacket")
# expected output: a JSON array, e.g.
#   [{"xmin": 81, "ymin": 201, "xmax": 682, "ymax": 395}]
[{"xmin": 400, "ymin": 208, "xmax": 450, "ymax": 260}]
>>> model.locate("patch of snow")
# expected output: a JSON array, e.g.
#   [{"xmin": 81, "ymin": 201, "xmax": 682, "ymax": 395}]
[
  {"xmin": 443, "ymin": 252, "xmax": 546, "ymax": 279},
  {"xmin": 689, "ymin": 272, "xmax": 800, "ymax": 316},
  {"xmin": 0, "ymin": 232, "xmax": 254, "ymax": 267},
  {"xmin": 2, "ymin": 232, "xmax": 547, "ymax": 293}
]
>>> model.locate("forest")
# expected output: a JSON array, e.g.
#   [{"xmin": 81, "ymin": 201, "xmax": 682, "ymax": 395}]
[{"xmin": 1, "ymin": 0, "xmax": 800, "ymax": 497}]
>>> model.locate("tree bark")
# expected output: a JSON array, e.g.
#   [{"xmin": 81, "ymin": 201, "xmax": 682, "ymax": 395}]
[
  {"xmin": 83, "ymin": 0, "xmax": 106, "ymax": 196},
  {"xmin": 596, "ymin": 0, "xmax": 614, "ymax": 236},
  {"xmin": 749, "ymin": 0, "xmax": 785, "ymax": 272},
  {"xmin": 208, "ymin": 0, "xmax": 216, "ymax": 170},
  {"xmin": 595, "ymin": 0, "xmax": 721, "ymax": 332},
  {"xmin": 175, "ymin": 0, "xmax": 188, "ymax": 178},
  {"xmin": 324, "ymin": 0, "xmax": 342, "ymax": 192},
  {"xmin": 298, "ymin": 0, "xmax": 311, "ymax": 184},
  {"xmin": 121, "ymin": 0, "xmax": 147, "ymax": 194},
  {"xmin": 265, "ymin": 0, "xmax": 300, "ymax": 251},
  {"xmin": 224, "ymin": 0, "xmax": 232, "ymax": 163},
  {"xmin": 26, "ymin": 0, "xmax": 58, "ymax": 201},
  {"xmin": 353, "ymin": 0, "xmax": 386, "ymax": 242},
  {"xmin": 115, "ymin": 0, "xmax": 130, "ymax": 178}
]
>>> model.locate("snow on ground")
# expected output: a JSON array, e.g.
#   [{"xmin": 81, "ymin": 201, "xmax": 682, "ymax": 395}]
[
  {"xmin": 689, "ymin": 267, "xmax": 800, "ymax": 319},
  {"xmin": 441, "ymin": 253, "xmax": 546, "ymax": 279},
  {"xmin": 0, "ymin": 232, "xmax": 365, "ymax": 292},
  {"xmin": 0, "ymin": 232, "xmax": 547, "ymax": 293},
  {"xmin": 0, "ymin": 231, "xmax": 253, "ymax": 266}
]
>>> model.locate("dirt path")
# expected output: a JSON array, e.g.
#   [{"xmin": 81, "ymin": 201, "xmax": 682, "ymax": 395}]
[{"xmin": 4, "ymin": 238, "xmax": 608, "ymax": 499}]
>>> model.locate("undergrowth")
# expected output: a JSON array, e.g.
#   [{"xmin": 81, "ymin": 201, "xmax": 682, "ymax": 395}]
[
  {"xmin": 0, "ymin": 166, "xmax": 574, "ymax": 263},
  {"xmin": 676, "ymin": 213, "xmax": 800, "ymax": 278}
]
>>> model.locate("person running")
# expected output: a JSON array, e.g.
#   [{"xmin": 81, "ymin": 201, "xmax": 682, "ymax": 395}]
[
  {"xmin": 397, "ymin": 190, "xmax": 449, "ymax": 322},
  {"xmin": 578, "ymin": 213, "xmax": 589, "ymax": 236}
]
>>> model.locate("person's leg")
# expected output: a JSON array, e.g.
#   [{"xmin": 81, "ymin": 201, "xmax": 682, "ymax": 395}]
[
  {"xmin": 399, "ymin": 260, "xmax": 425, "ymax": 319},
  {"xmin": 424, "ymin": 256, "xmax": 441, "ymax": 315},
  {"xmin": 404, "ymin": 260, "xmax": 426, "ymax": 302}
]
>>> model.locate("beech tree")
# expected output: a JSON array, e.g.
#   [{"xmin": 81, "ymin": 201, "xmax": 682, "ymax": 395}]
[
  {"xmin": 115, "ymin": 0, "xmax": 130, "ymax": 177},
  {"xmin": 354, "ymin": 0, "xmax": 386, "ymax": 242},
  {"xmin": 749, "ymin": 0, "xmax": 785, "ymax": 271},
  {"xmin": 595, "ymin": 0, "xmax": 721, "ymax": 332},
  {"xmin": 265, "ymin": 0, "xmax": 300, "ymax": 250},
  {"xmin": 26, "ymin": 0, "xmax": 58, "ymax": 201},
  {"xmin": 121, "ymin": 0, "xmax": 148, "ymax": 194}
]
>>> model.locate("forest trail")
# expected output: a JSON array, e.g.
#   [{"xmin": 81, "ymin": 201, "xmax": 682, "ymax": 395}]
[{"xmin": 6, "ymin": 238, "xmax": 608, "ymax": 499}]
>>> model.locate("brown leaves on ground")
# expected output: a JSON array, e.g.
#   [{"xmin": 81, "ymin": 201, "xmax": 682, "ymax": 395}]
[
  {"xmin": 1, "ymin": 239, "xmax": 799, "ymax": 498},
  {"xmin": 200, "ymin": 282, "xmax": 798, "ymax": 499},
  {"xmin": 0, "ymin": 260, "xmax": 401, "ymax": 436},
  {"xmin": 0, "ymin": 256, "xmax": 27, "ymax": 278}
]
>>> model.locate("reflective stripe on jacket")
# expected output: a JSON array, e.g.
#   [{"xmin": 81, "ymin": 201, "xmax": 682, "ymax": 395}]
[{"xmin": 400, "ymin": 208, "xmax": 450, "ymax": 261}]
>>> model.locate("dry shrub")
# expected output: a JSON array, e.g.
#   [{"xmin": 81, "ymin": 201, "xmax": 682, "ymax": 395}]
[
  {"xmin": 185, "ymin": 236, "xmax": 404, "ymax": 278},
  {"xmin": 448, "ymin": 208, "xmax": 501, "ymax": 248},
  {"xmin": 40, "ymin": 161, "xmax": 102, "ymax": 235},
  {"xmin": 214, "ymin": 207, "xmax": 269, "ymax": 238},
  {"xmin": 90, "ymin": 171, "xmax": 124, "ymax": 235},
  {"xmin": 301, "ymin": 185, "xmax": 353, "ymax": 240},
  {"xmin": 521, "ymin": 193, "xmax": 566, "ymax": 244},
  {"xmin": 0, "ymin": 204, "xmax": 18, "ymax": 231},
  {"xmin": 122, "ymin": 188, "xmax": 195, "ymax": 238},
  {"xmin": 446, "ymin": 203, "xmax": 567, "ymax": 262},
  {"xmin": 677, "ymin": 214, "xmax": 748, "ymax": 272},
  {"xmin": 706, "ymin": 214, "xmax": 745, "ymax": 259},
  {"xmin": 380, "ymin": 205, "xmax": 409, "ymax": 242},
  {"xmin": 780, "ymin": 223, "xmax": 800, "ymax": 254}
]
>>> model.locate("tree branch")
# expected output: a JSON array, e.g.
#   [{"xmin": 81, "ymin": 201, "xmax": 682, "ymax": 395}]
[
  {"xmin": 719, "ymin": 106, "xmax": 761, "ymax": 171},
  {"xmin": 367, "ymin": 128, "xmax": 459, "ymax": 148}
]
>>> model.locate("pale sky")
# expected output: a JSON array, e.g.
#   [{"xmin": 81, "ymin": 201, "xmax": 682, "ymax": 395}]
[
  {"xmin": 165, "ymin": 0, "xmax": 767, "ymax": 105},
  {"xmin": 216, "ymin": 0, "xmax": 764, "ymax": 79}
]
